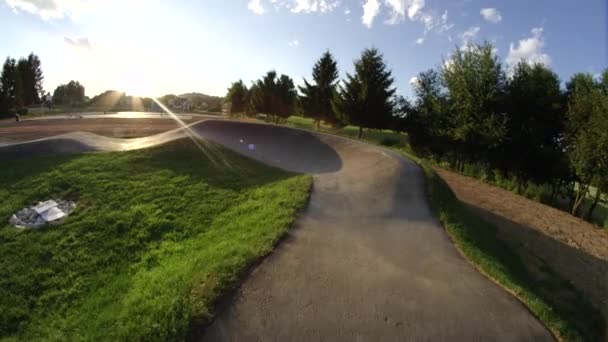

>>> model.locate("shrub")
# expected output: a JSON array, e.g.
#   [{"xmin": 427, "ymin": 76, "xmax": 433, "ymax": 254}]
[{"xmin": 379, "ymin": 137, "xmax": 401, "ymax": 147}]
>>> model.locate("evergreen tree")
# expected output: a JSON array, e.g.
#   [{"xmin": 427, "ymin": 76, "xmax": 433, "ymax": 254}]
[
  {"xmin": 0, "ymin": 57, "xmax": 22, "ymax": 115},
  {"xmin": 16, "ymin": 53, "xmax": 44, "ymax": 106},
  {"xmin": 225, "ymin": 80, "xmax": 249, "ymax": 114},
  {"xmin": 299, "ymin": 50, "xmax": 339, "ymax": 129},
  {"xmin": 333, "ymin": 48, "xmax": 396, "ymax": 138},
  {"xmin": 250, "ymin": 71, "xmax": 296, "ymax": 123}
]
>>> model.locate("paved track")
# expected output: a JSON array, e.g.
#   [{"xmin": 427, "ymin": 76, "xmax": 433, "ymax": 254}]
[{"xmin": 0, "ymin": 119, "xmax": 553, "ymax": 341}]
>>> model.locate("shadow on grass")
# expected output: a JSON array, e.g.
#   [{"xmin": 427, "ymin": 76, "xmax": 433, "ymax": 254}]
[
  {"xmin": 424, "ymin": 168, "xmax": 605, "ymax": 341},
  {"xmin": 0, "ymin": 139, "xmax": 95, "ymax": 162},
  {"xmin": 466, "ymin": 204, "xmax": 607, "ymax": 342}
]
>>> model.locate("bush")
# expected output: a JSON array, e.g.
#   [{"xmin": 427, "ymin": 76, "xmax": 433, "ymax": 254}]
[
  {"xmin": 17, "ymin": 108, "xmax": 28, "ymax": 115},
  {"xmin": 379, "ymin": 137, "xmax": 401, "ymax": 147}
]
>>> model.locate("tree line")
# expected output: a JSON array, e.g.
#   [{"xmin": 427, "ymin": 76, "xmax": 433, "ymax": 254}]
[
  {"xmin": 225, "ymin": 43, "xmax": 607, "ymax": 224},
  {"xmin": 0, "ymin": 53, "xmax": 223, "ymax": 116}
]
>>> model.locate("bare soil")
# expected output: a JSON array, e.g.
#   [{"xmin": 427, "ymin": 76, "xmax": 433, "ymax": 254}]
[
  {"xmin": 435, "ymin": 167, "xmax": 608, "ymax": 330},
  {"xmin": 0, "ymin": 118, "xmax": 195, "ymax": 141}
]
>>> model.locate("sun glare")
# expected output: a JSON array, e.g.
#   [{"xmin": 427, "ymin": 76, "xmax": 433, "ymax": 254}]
[{"xmin": 121, "ymin": 78, "xmax": 152, "ymax": 98}]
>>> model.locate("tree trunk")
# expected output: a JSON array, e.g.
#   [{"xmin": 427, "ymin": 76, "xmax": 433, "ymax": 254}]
[
  {"xmin": 571, "ymin": 183, "xmax": 589, "ymax": 217},
  {"xmin": 358, "ymin": 126, "xmax": 363, "ymax": 139},
  {"xmin": 585, "ymin": 189, "xmax": 602, "ymax": 221}
]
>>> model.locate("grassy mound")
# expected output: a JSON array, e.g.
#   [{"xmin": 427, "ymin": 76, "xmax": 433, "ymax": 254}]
[{"xmin": 0, "ymin": 139, "xmax": 312, "ymax": 340}]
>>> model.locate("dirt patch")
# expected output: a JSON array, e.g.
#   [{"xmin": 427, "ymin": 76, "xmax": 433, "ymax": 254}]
[
  {"xmin": 435, "ymin": 167, "xmax": 608, "ymax": 334},
  {"xmin": 0, "ymin": 118, "xmax": 195, "ymax": 141}
]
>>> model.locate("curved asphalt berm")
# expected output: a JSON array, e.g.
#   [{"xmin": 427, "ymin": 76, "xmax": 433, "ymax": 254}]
[{"xmin": 0, "ymin": 120, "xmax": 553, "ymax": 341}]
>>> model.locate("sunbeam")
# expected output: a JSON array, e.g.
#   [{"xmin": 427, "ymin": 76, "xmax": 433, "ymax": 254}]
[{"xmin": 150, "ymin": 97, "xmax": 233, "ymax": 168}]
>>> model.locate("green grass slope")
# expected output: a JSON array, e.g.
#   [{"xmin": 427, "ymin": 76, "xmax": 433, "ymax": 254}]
[{"xmin": 0, "ymin": 139, "xmax": 312, "ymax": 341}]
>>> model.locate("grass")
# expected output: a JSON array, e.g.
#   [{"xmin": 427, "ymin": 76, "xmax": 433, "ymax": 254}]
[
  {"xmin": 281, "ymin": 115, "xmax": 604, "ymax": 341},
  {"xmin": 418, "ymin": 162, "xmax": 604, "ymax": 341},
  {"xmin": 285, "ymin": 116, "xmax": 408, "ymax": 148},
  {"xmin": 0, "ymin": 139, "xmax": 312, "ymax": 341}
]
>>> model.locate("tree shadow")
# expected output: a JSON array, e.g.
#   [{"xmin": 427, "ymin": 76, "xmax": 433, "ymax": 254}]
[
  {"xmin": 465, "ymin": 203, "xmax": 607, "ymax": 341},
  {"xmin": 130, "ymin": 137, "xmax": 304, "ymax": 191},
  {"xmin": 0, "ymin": 139, "xmax": 95, "ymax": 162}
]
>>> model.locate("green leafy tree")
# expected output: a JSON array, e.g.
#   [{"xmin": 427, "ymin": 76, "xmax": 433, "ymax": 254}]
[
  {"xmin": 500, "ymin": 62, "xmax": 566, "ymax": 192},
  {"xmin": 406, "ymin": 69, "xmax": 451, "ymax": 157},
  {"xmin": 52, "ymin": 81, "xmax": 85, "ymax": 107},
  {"xmin": 299, "ymin": 50, "xmax": 340, "ymax": 129},
  {"xmin": 250, "ymin": 71, "xmax": 296, "ymax": 123},
  {"xmin": 565, "ymin": 72, "xmax": 608, "ymax": 218},
  {"xmin": 333, "ymin": 48, "xmax": 396, "ymax": 138},
  {"xmin": 441, "ymin": 42, "xmax": 507, "ymax": 170},
  {"xmin": 225, "ymin": 80, "xmax": 249, "ymax": 115}
]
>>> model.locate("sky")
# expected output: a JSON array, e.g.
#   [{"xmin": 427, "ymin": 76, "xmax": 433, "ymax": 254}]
[{"xmin": 1, "ymin": 0, "xmax": 606, "ymax": 98}]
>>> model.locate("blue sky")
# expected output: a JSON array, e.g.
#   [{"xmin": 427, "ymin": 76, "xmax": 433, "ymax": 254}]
[{"xmin": 1, "ymin": 0, "xmax": 606, "ymax": 98}]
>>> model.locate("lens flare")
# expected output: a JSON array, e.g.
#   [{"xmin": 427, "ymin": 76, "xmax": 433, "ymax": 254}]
[{"xmin": 150, "ymin": 98, "xmax": 232, "ymax": 168}]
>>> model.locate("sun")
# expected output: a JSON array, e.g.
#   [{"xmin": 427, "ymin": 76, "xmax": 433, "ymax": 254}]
[{"xmin": 121, "ymin": 79, "xmax": 152, "ymax": 98}]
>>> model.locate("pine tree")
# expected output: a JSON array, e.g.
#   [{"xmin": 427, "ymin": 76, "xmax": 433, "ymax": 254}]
[
  {"xmin": 225, "ymin": 80, "xmax": 249, "ymax": 114},
  {"xmin": 299, "ymin": 50, "xmax": 339, "ymax": 129},
  {"xmin": 17, "ymin": 53, "xmax": 44, "ymax": 106},
  {"xmin": 0, "ymin": 57, "xmax": 22, "ymax": 114},
  {"xmin": 250, "ymin": 71, "xmax": 296, "ymax": 123},
  {"xmin": 333, "ymin": 48, "xmax": 396, "ymax": 138}
]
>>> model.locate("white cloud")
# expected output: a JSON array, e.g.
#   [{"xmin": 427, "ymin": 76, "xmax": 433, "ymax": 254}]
[
  {"xmin": 409, "ymin": 76, "xmax": 419, "ymax": 88},
  {"xmin": 362, "ymin": 0, "xmax": 380, "ymax": 28},
  {"xmin": 287, "ymin": 39, "xmax": 299, "ymax": 47},
  {"xmin": 415, "ymin": 37, "xmax": 424, "ymax": 44},
  {"xmin": 407, "ymin": 0, "xmax": 424, "ymax": 19},
  {"xmin": 344, "ymin": 7, "xmax": 350, "ymax": 15},
  {"xmin": 248, "ymin": 0, "xmax": 265, "ymax": 14},
  {"xmin": 64, "ymin": 36, "xmax": 91, "ymax": 49},
  {"xmin": 383, "ymin": 0, "xmax": 425, "ymax": 24},
  {"xmin": 459, "ymin": 26, "xmax": 480, "ymax": 45},
  {"xmin": 436, "ymin": 10, "xmax": 453, "ymax": 33},
  {"xmin": 506, "ymin": 27, "xmax": 551, "ymax": 66},
  {"xmin": 480, "ymin": 7, "xmax": 501, "ymax": 23},
  {"xmin": 4, "ymin": 0, "xmax": 93, "ymax": 21},
  {"xmin": 384, "ymin": 0, "xmax": 405, "ymax": 24},
  {"xmin": 408, "ymin": 9, "xmax": 452, "ymax": 35},
  {"xmin": 291, "ymin": 0, "xmax": 339, "ymax": 13}
]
